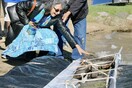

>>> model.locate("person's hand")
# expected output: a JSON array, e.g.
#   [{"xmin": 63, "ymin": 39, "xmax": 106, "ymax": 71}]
[
  {"xmin": 28, "ymin": 21, "xmax": 37, "ymax": 29},
  {"xmin": 75, "ymin": 44, "xmax": 89, "ymax": 55},
  {"xmin": 62, "ymin": 11, "xmax": 71, "ymax": 22}
]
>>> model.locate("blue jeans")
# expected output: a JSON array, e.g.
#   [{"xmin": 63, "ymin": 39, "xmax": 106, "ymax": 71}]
[
  {"xmin": 71, "ymin": 18, "xmax": 87, "ymax": 59},
  {"xmin": 55, "ymin": 18, "xmax": 87, "ymax": 59}
]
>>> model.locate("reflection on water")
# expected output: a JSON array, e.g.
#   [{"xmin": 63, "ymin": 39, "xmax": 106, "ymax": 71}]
[
  {"xmin": 86, "ymin": 32, "xmax": 132, "ymax": 64},
  {"xmin": 116, "ymin": 65, "xmax": 132, "ymax": 88},
  {"xmin": 85, "ymin": 32, "xmax": 132, "ymax": 88}
]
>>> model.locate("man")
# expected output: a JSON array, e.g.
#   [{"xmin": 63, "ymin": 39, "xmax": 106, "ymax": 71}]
[
  {"xmin": 56, "ymin": 0, "xmax": 89, "ymax": 60},
  {"xmin": 0, "ymin": 22, "xmax": 3, "ymax": 40},
  {"xmin": 3, "ymin": 0, "xmax": 27, "ymax": 37},
  {"xmin": 0, "ymin": 0, "xmax": 5, "ymax": 40}
]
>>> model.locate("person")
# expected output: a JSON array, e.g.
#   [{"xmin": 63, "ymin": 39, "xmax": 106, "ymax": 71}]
[
  {"xmin": 3, "ymin": 0, "xmax": 27, "ymax": 37},
  {"xmin": 55, "ymin": 0, "xmax": 89, "ymax": 60},
  {"xmin": 0, "ymin": 0, "xmax": 5, "ymax": 40},
  {"xmin": 0, "ymin": 22, "xmax": 3, "ymax": 40},
  {"xmin": 1, "ymin": 0, "xmax": 89, "ymax": 60}
]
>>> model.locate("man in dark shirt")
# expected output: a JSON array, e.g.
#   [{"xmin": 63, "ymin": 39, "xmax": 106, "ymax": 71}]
[{"xmin": 57, "ymin": 0, "xmax": 89, "ymax": 60}]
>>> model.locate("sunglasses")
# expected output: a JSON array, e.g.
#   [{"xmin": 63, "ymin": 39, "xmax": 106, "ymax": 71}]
[{"xmin": 53, "ymin": 7, "xmax": 61, "ymax": 12}]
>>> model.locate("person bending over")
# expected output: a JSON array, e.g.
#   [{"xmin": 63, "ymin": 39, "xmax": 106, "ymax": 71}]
[{"xmin": 2, "ymin": 0, "xmax": 89, "ymax": 60}]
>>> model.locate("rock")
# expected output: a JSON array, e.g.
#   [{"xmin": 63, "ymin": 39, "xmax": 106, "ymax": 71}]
[
  {"xmin": 116, "ymin": 12, "xmax": 129, "ymax": 19},
  {"xmin": 111, "ymin": 44, "xmax": 117, "ymax": 49},
  {"xmin": 127, "ymin": 14, "xmax": 132, "ymax": 21},
  {"xmin": 97, "ymin": 12, "xmax": 109, "ymax": 17}
]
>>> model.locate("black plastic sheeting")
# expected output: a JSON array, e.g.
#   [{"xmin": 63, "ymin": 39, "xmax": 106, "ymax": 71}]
[
  {"xmin": 0, "ymin": 56, "xmax": 70, "ymax": 88},
  {"xmin": 116, "ymin": 65, "xmax": 132, "ymax": 88}
]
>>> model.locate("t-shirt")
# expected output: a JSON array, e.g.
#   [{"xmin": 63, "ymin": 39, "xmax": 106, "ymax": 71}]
[{"xmin": 4, "ymin": 0, "xmax": 27, "ymax": 3}]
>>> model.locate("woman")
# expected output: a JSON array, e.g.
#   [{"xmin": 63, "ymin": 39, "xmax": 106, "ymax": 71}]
[{"xmin": 1, "ymin": 0, "xmax": 89, "ymax": 60}]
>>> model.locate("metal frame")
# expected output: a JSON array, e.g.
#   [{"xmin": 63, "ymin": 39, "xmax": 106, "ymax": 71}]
[{"xmin": 44, "ymin": 47, "xmax": 123, "ymax": 88}]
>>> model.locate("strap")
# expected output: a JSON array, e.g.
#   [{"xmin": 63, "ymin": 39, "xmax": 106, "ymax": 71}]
[{"xmin": 27, "ymin": 0, "xmax": 37, "ymax": 16}]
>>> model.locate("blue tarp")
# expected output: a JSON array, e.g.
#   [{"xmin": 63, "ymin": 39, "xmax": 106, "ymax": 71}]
[
  {"xmin": 4, "ymin": 0, "xmax": 27, "ymax": 3},
  {"xmin": 93, "ymin": 0, "xmax": 112, "ymax": 5}
]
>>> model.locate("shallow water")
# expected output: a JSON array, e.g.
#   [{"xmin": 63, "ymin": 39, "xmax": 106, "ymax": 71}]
[
  {"xmin": 84, "ymin": 32, "xmax": 132, "ymax": 88},
  {"xmin": 86, "ymin": 32, "xmax": 132, "ymax": 64}
]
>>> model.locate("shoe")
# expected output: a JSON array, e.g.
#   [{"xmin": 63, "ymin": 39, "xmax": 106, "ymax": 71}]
[{"xmin": 1, "ymin": 55, "xmax": 6, "ymax": 59}]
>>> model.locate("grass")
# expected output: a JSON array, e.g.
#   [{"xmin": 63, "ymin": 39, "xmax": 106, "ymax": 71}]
[
  {"xmin": 89, "ymin": 4, "xmax": 132, "ymax": 16},
  {"xmin": 87, "ymin": 4, "xmax": 132, "ymax": 21},
  {"xmin": 87, "ymin": 3, "xmax": 132, "ymax": 32}
]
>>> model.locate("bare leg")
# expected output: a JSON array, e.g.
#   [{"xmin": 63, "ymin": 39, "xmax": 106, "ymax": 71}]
[
  {"xmin": 0, "ymin": 22, "xmax": 3, "ymax": 40},
  {"xmin": 4, "ymin": 21, "xmax": 10, "ymax": 36}
]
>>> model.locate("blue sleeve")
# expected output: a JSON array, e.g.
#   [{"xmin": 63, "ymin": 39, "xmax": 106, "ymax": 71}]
[{"xmin": 31, "ymin": 9, "xmax": 45, "ymax": 23}]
